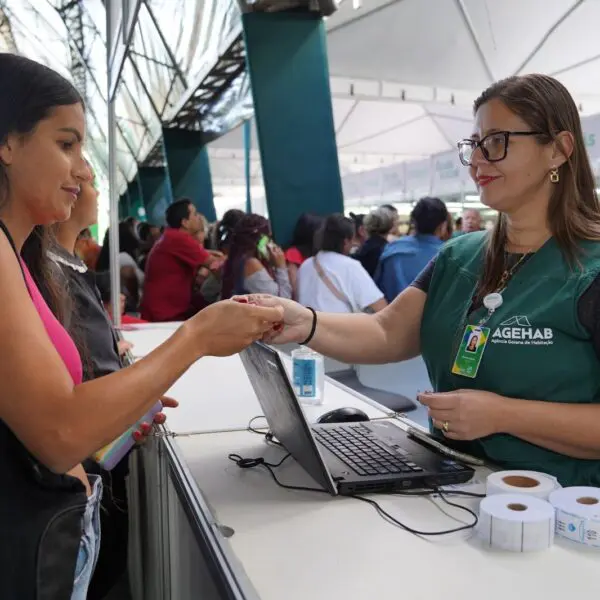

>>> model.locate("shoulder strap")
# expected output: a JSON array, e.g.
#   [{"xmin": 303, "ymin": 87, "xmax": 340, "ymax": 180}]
[
  {"xmin": 0, "ymin": 220, "xmax": 19, "ymax": 257},
  {"xmin": 313, "ymin": 255, "xmax": 354, "ymax": 312},
  {"xmin": 0, "ymin": 220, "xmax": 28, "ymax": 284}
]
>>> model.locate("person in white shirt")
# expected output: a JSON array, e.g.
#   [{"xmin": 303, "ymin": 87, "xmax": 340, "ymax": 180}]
[{"xmin": 298, "ymin": 214, "xmax": 387, "ymax": 314}]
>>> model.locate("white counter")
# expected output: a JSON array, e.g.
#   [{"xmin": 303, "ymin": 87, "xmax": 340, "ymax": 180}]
[
  {"xmin": 124, "ymin": 323, "xmax": 600, "ymax": 600},
  {"xmin": 123, "ymin": 325, "xmax": 393, "ymax": 434},
  {"xmin": 177, "ymin": 430, "xmax": 598, "ymax": 600}
]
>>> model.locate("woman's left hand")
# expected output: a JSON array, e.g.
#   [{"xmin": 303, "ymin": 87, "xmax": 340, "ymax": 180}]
[
  {"xmin": 418, "ymin": 389, "xmax": 505, "ymax": 441},
  {"xmin": 133, "ymin": 396, "xmax": 179, "ymax": 443},
  {"xmin": 117, "ymin": 340, "xmax": 134, "ymax": 357}
]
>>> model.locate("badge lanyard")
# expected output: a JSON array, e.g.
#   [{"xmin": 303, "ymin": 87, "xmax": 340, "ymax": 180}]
[{"xmin": 451, "ymin": 253, "xmax": 531, "ymax": 379}]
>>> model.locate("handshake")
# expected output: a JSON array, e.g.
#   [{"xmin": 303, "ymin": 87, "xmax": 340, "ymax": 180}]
[
  {"xmin": 233, "ymin": 296, "xmax": 283, "ymax": 333},
  {"xmin": 189, "ymin": 294, "xmax": 292, "ymax": 358}
]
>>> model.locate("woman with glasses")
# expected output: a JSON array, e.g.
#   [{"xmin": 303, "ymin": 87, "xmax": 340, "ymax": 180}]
[{"xmin": 246, "ymin": 73, "xmax": 600, "ymax": 487}]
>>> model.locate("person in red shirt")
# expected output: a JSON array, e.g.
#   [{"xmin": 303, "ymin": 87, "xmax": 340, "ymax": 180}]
[{"xmin": 141, "ymin": 199, "xmax": 212, "ymax": 321}]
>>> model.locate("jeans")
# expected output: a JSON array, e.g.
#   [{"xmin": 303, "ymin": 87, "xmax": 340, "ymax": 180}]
[{"xmin": 70, "ymin": 475, "xmax": 103, "ymax": 600}]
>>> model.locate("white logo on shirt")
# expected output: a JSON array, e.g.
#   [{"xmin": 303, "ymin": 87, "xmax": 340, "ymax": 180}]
[{"xmin": 490, "ymin": 316, "xmax": 554, "ymax": 346}]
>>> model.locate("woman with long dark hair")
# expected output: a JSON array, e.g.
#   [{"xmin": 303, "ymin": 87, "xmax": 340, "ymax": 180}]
[
  {"xmin": 211, "ymin": 208, "xmax": 245, "ymax": 253},
  {"xmin": 296, "ymin": 214, "xmax": 387, "ymax": 314},
  {"xmin": 0, "ymin": 54, "xmax": 283, "ymax": 599},
  {"xmin": 285, "ymin": 212, "xmax": 323, "ymax": 299},
  {"xmin": 96, "ymin": 220, "xmax": 144, "ymax": 311},
  {"xmin": 249, "ymin": 74, "xmax": 600, "ymax": 487},
  {"xmin": 221, "ymin": 213, "xmax": 292, "ymax": 300}
]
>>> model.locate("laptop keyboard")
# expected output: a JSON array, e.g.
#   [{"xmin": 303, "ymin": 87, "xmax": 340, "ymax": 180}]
[{"xmin": 313, "ymin": 424, "xmax": 424, "ymax": 477}]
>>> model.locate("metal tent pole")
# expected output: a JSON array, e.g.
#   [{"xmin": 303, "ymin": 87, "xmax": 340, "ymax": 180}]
[{"xmin": 106, "ymin": 0, "xmax": 121, "ymax": 329}]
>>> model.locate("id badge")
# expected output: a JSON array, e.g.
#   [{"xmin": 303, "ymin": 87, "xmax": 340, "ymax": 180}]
[{"xmin": 451, "ymin": 325, "xmax": 490, "ymax": 378}]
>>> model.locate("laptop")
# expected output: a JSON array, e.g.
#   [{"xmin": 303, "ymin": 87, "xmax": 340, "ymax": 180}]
[{"xmin": 239, "ymin": 343, "xmax": 474, "ymax": 496}]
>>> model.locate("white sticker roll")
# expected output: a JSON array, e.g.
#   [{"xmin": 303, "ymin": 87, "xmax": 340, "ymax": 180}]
[
  {"xmin": 486, "ymin": 470, "xmax": 561, "ymax": 500},
  {"xmin": 549, "ymin": 487, "xmax": 600, "ymax": 548},
  {"xmin": 477, "ymin": 493, "xmax": 555, "ymax": 552}
]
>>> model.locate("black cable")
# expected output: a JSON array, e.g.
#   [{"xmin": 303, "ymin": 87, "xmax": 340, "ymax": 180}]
[
  {"xmin": 247, "ymin": 415, "xmax": 268, "ymax": 436},
  {"xmin": 237, "ymin": 417, "xmax": 482, "ymax": 534},
  {"xmin": 348, "ymin": 488, "xmax": 478, "ymax": 536},
  {"xmin": 228, "ymin": 453, "xmax": 330, "ymax": 495},
  {"xmin": 247, "ymin": 415, "xmax": 282, "ymax": 447}
]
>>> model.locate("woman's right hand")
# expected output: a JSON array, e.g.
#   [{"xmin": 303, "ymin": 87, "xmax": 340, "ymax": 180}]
[
  {"xmin": 233, "ymin": 294, "xmax": 313, "ymax": 345},
  {"xmin": 189, "ymin": 299, "xmax": 284, "ymax": 357},
  {"xmin": 269, "ymin": 244, "xmax": 287, "ymax": 269}
]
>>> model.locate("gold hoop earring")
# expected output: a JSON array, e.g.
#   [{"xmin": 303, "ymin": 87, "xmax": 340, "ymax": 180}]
[{"xmin": 550, "ymin": 168, "xmax": 560, "ymax": 184}]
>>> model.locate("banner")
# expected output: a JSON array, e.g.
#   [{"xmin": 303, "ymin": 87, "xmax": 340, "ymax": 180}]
[
  {"xmin": 341, "ymin": 110, "xmax": 600, "ymax": 203},
  {"xmin": 583, "ymin": 113, "xmax": 600, "ymax": 175},
  {"xmin": 342, "ymin": 168, "xmax": 385, "ymax": 201},
  {"xmin": 404, "ymin": 158, "xmax": 432, "ymax": 199},
  {"xmin": 430, "ymin": 150, "xmax": 468, "ymax": 196},
  {"xmin": 380, "ymin": 163, "xmax": 406, "ymax": 196}
]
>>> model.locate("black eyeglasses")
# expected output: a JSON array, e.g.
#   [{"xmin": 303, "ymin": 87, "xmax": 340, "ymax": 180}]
[{"xmin": 457, "ymin": 131, "xmax": 543, "ymax": 166}]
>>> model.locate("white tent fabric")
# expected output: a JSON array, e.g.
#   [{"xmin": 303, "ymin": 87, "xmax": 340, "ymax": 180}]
[
  {"xmin": 342, "ymin": 112, "xmax": 600, "ymax": 205},
  {"xmin": 0, "ymin": 0, "xmax": 240, "ymax": 203},
  {"xmin": 328, "ymin": 0, "xmax": 600, "ymax": 106},
  {"xmin": 3, "ymin": 0, "xmax": 600, "ymax": 217},
  {"xmin": 209, "ymin": 0, "xmax": 600, "ymax": 214}
]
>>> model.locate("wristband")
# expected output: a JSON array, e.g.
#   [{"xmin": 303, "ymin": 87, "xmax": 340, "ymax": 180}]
[{"xmin": 298, "ymin": 307, "xmax": 317, "ymax": 346}]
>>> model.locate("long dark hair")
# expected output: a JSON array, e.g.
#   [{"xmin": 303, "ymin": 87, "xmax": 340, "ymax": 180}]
[
  {"xmin": 96, "ymin": 221, "xmax": 141, "ymax": 272},
  {"xmin": 0, "ymin": 54, "xmax": 83, "ymax": 325},
  {"xmin": 288, "ymin": 213, "xmax": 323, "ymax": 259},
  {"xmin": 474, "ymin": 74, "xmax": 600, "ymax": 302},
  {"xmin": 213, "ymin": 208, "xmax": 245, "ymax": 252},
  {"xmin": 221, "ymin": 214, "xmax": 271, "ymax": 300},
  {"xmin": 315, "ymin": 214, "xmax": 355, "ymax": 254}
]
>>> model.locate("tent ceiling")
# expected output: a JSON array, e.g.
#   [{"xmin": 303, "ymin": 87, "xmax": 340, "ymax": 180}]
[
  {"xmin": 4, "ymin": 0, "xmax": 600, "ymax": 213},
  {"xmin": 210, "ymin": 0, "xmax": 600, "ymax": 192},
  {"xmin": 208, "ymin": 87, "xmax": 475, "ymax": 186},
  {"xmin": 327, "ymin": 0, "xmax": 600, "ymax": 110}
]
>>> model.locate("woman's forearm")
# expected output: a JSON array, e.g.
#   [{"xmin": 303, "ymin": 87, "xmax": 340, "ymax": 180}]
[
  {"xmin": 274, "ymin": 267, "xmax": 293, "ymax": 299},
  {"xmin": 513, "ymin": 434, "xmax": 600, "ymax": 460},
  {"xmin": 53, "ymin": 323, "xmax": 203, "ymax": 470},
  {"xmin": 307, "ymin": 313, "xmax": 391, "ymax": 364},
  {"xmin": 498, "ymin": 397, "xmax": 600, "ymax": 459},
  {"xmin": 306, "ymin": 287, "xmax": 425, "ymax": 364}
]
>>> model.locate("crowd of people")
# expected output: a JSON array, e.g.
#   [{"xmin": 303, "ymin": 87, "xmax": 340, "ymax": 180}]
[{"xmin": 74, "ymin": 197, "xmax": 484, "ymax": 325}]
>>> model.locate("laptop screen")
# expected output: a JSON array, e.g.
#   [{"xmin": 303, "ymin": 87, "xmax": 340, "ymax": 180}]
[{"xmin": 239, "ymin": 343, "xmax": 337, "ymax": 495}]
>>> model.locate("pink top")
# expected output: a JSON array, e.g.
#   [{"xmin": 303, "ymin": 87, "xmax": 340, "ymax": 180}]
[{"xmin": 21, "ymin": 261, "xmax": 82, "ymax": 385}]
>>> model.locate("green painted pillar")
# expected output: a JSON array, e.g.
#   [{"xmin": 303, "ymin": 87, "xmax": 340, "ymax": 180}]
[
  {"xmin": 127, "ymin": 176, "xmax": 145, "ymax": 222},
  {"xmin": 163, "ymin": 128, "xmax": 216, "ymax": 221},
  {"xmin": 138, "ymin": 166, "xmax": 173, "ymax": 226},
  {"xmin": 242, "ymin": 11, "xmax": 343, "ymax": 246}
]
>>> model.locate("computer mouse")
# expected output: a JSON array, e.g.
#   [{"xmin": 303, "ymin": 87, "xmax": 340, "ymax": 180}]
[{"xmin": 317, "ymin": 407, "xmax": 370, "ymax": 424}]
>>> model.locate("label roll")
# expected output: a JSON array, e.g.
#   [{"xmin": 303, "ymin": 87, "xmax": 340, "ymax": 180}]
[
  {"xmin": 549, "ymin": 487, "xmax": 600, "ymax": 548},
  {"xmin": 477, "ymin": 493, "xmax": 555, "ymax": 552},
  {"xmin": 486, "ymin": 470, "xmax": 561, "ymax": 500}
]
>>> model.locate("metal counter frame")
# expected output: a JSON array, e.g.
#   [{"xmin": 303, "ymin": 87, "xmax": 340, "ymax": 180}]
[{"xmin": 126, "ymin": 430, "xmax": 260, "ymax": 600}]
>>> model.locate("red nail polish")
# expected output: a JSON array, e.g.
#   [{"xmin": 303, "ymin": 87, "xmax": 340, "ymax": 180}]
[
  {"xmin": 235, "ymin": 297, "xmax": 249, "ymax": 304},
  {"xmin": 273, "ymin": 322, "xmax": 283, "ymax": 332},
  {"xmin": 141, "ymin": 422, "xmax": 151, "ymax": 434},
  {"xmin": 133, "ymin": 431, "xmax": 142, "ymax": 442}
]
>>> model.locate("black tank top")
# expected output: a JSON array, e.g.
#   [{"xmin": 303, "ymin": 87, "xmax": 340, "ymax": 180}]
[{"xmin": 0, "ymin": 221, "xmax": 87, "ymax": 600}]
